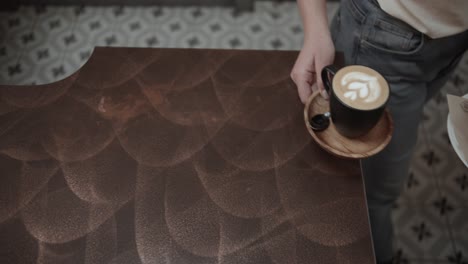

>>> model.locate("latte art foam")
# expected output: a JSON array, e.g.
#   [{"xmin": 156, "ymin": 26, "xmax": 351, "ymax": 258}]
[{"xmin": 332, "ymin": 66, "xmax": 389, "ymax": 110}]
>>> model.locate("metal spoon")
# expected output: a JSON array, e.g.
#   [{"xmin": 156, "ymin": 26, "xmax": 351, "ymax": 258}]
[{"xmin": 309, "ymin": 112, "xmax": 331, "ymax": 132}]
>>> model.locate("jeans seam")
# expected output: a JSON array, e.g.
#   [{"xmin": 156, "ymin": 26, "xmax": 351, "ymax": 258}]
[
  {"xmin": 347, "ymin": 0, "xmax": 368, "ymax": 65},
  {"xmin": 359, "ymin": 34, "xmax": 425, "ymax": 56},
  {"xmin": 353, "ymin": 31, "xmax": 363, "ymax": 65},
  {"xmin": 374, "ymin": 19, "xmax": 414, "ymax": 40},
  {"xmin": 348, "ymin": 0, "xmax": 366, "ymax": 24},
  {"xmin": 331, "ymin": 8, "xmax": 341, "ymax": 44},
  {"xmin": 353, "ymin": 13, "xmax": 366, "ymax": 65}
]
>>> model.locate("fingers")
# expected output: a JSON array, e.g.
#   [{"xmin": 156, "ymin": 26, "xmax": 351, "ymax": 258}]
[
  {"xmin": 290, "ymin": 61, "xmax": 315, "ymax": 103},
  {"xmin": 290, "ymin": 49, "xmax": 320, "ymax": 104},
  {"xmin": 295, "ymin": 77, "xmax": 313, "ymax": 104}
]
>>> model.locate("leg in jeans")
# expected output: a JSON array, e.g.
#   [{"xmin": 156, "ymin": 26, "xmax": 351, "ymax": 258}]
[
  {"xmin": 361, "ymin": 82, "xmax": 426, "ymax": 262},
  {"xmin": 330, "ymin": 0, "xmax": 468, "ymax": 262},
  {"xmin": 363, "ymin": 52, "xmax": 465, "ymax": 262}
]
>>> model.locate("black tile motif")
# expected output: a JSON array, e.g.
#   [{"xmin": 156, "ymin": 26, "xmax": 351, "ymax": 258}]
[
  {"xmin": 187, "ymin": 36, "xmax": 199, "ymax": 47},
  {"xmin": 8, "ymin": 64, "xmax": 22, "ymax": 76},
  {"xmin": 89, "ymin": 21, "xmax": 101, "ymax": 31},
  {"xmin": 291, "ymin": 25, "xmax": 302, "ymax": 34},
  {"xmin": 422, "ymin": 151, "xmax": 441, "ymax": 166},
  {"xmin": 432, "ymin": 197, "xmax": 454, "ymax": 216},
  {"xmin": 210, "ymin": 23, "xmax": 221, "ymax": 32},
  {"xmin": 455, "ymin": 173, "xmax": 467, "ymax": 192},
  {"xmin": 37, "ymin": 48, "xmax": 49, "ymax": 60},
  {"xmin": 229, "ymin": 37, "xmax": 241, "ymax": 48},
  {"xmin": 169, "ymin": 23, "xmax": 181, "ymax": 32},
  {"xmin": 80, "ymin": 50, "xmax": 91, "ymax": 61},
  {"xmin": 448, "ymin": 251, "xmax": 468, "ymax": 264},
  {"xmin": 21, "ymin": 32, "xmax": 35, "ymax": 45},
  {"xmin": 231, "ymin": 9, "xmax": 242, "ymax": 18},
  {"xmin": 129, "ymin": 22, "xmax": 141, "ymax": 31},
  {"xmin": 105, "ymin": 35, "xmax": 117, "ymax": 46},
  {"xmin": 63, "ymin": 34, "xmax": 77, "ymax": 46},
  {"xmin": 271, "ymin": 38, "xmax": 283, "ymax": 49},
  {"xmin": 452, "ymin": 74, "xmax": 465, "ymax": 87},
  {"xmin": 407, "ymin": 172, "xmax": 420, "ymax": 189},
  {"xmin": 146, "ymin": 36, "xmax": 158, "ymax": 47},
  {"xmin": 113, "ymin": 6, "xmax": 125, "ymax": 17},
  {"xmin": 52, "ymin": 65, "xmax": 65, "ymax": 77},
  {"xmin": 411, "ymin": 222, "xmax": 432, "ymax": 242},
  {"xmin": 49, "ymin": 19, "xmax": 61, "ymax": 30},
  {"xmin": 74, "ymin": 6, "xmax": 85, "ymax": 16},
  {"xmin": 269, "ymin": 11, "xmax": 281, "ymax": 20},
  {"xmin": 153, "ymin": 7, "xmax": 163, "ymax": 17},
  {"xmin": 251, "ymin": 24, "xmax": 262, "ymax": 33},
  {"xmin": 192, "ymin": 8, "xmax": 203, "ymax": 18},
  {"xmin": 8, "ymin": 17, "xmax": 20, "ymax": 28},
  {"xmin": 393, "ymin": 249, "xmax": 410, "ymax": 264}
]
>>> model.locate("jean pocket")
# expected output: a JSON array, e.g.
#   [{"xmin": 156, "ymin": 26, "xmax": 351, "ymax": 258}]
[{"xmin": 361, "ymin": 18, "xmax": 425, "ymax": 56}]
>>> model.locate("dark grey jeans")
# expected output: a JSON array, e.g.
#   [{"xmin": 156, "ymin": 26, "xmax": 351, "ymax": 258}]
[{"xmin": 329, "ymin": 0, "xmax": 468, "ymax": 261}]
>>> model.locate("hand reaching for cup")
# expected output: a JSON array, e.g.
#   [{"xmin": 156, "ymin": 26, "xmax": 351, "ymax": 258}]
[{"xmin": 290, "ymin": 33, "xmax": 335, "ymax": 103}]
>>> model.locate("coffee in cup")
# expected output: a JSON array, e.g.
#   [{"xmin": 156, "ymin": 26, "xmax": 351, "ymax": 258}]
[{"xmin": 321, "ymin": 65, "xmax": 389, "ymax": 138}]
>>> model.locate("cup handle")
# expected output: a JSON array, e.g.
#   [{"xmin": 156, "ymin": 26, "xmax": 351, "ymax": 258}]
[{"xmin": 321, "ymin": 65, "xmax": 338, "ymax": 94}]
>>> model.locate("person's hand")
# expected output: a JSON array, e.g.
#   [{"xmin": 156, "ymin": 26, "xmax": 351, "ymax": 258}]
[{"xmin": 291, "ymin": 34, "xmax": 335, "ymax": 103}]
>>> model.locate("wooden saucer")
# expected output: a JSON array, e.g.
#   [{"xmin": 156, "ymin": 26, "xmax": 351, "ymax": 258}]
[{"xmin": 304, "ymin": 92, "xmax": 394, "ymax": 159}]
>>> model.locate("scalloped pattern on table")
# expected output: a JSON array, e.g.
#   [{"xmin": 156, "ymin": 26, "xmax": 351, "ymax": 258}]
[{"xmin": 0, "ymin": 47, "xmax": 375, "ymax": 263}]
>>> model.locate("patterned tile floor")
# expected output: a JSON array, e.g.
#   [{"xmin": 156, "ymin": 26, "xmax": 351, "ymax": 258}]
[{"xmin": 0, "ymin": 2, "xmax": 467, "ymax": 264}]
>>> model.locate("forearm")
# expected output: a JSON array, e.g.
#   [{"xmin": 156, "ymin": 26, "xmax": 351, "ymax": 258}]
[{"xmin": 297, "ymin": 0, "xmax": 331, "ymax": 44}]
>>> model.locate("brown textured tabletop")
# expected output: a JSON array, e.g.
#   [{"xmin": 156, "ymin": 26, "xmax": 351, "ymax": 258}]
[{"xmin": 0, "ymin": 47, "xmax": 375, "ymax": 264}]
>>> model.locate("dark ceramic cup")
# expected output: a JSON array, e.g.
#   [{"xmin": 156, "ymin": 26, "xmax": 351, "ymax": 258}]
[{"xmin": 321, "ymin": 65, "xmax": 389, "ymax": 138}]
